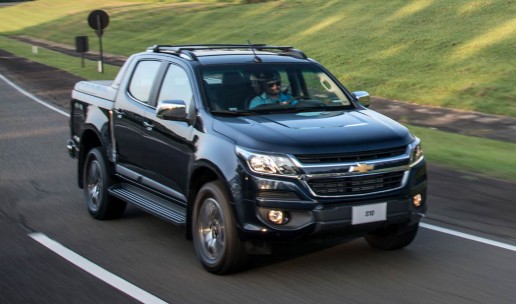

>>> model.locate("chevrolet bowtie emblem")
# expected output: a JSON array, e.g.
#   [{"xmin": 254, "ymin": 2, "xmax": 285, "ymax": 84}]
[{"xmin": 349, "ymin": 163, "xmax": 374, "ymax": 173}]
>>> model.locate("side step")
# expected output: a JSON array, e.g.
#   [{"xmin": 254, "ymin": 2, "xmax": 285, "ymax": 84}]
[{"xmin": 109, "ymin": 183, "xmax": 186, "ymax": 226}]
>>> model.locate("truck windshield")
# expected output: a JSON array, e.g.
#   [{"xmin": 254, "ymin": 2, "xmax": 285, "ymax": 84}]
[{"xmin": 201, "ymin": 63, "xmax": 354, "ymax": 114}]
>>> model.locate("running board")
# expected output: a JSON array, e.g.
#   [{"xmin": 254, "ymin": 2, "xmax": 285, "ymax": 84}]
[{"xmin": 109, "ymin": 183, "xmax": 186, "ymax": 226}]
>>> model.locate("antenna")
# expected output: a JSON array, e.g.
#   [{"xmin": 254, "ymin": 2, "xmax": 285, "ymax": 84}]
[{"xmin": 247, "ymin": 40, "xmax": 262, "ymax": 63}]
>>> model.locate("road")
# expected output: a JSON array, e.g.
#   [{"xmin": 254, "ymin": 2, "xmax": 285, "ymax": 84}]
[{"xmin": 1, "ymin": 74, "xmax": 516, "ymax": 303}]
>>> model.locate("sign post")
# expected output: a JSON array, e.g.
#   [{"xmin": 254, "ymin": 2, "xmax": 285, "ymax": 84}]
[
  {"xmin": 87, "ymin": 10, "xmax": 109, "ymax": 73},
  {"xmin": 75, "ymin": 36, "xmax": 89, "ymax": 68}
]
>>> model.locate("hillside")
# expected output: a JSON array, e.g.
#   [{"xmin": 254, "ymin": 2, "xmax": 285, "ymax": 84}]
[{"xmin": 0, "ymin": 0, "xmax": 515, "ymax": 116}]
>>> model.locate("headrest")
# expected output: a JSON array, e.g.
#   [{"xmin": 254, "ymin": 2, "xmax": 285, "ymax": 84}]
[{"xmin": 222, "ymin": 72, "xmax": 245, "ymax": 86}]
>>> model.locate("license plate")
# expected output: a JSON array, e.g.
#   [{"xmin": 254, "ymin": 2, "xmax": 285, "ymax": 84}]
[{"xmin": 352, "ymin": 203, "xmax": 387, "ymax": 225}]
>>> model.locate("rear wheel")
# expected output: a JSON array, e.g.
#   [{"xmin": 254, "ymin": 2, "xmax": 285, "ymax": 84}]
[
  {"xmin": 365, "ymin": 222, "xmax": 419, "ymax": 250},
  {"xmin": 83, "ymin": 147, "xmax": 126, "ymax": 220},
  {"xmin": 192, "ymin": 181, "xmax": 248, "ymax": 274}
]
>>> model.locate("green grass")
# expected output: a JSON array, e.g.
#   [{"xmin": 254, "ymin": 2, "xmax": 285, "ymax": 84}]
[
  {"xmin": 1, "ymin": 34, "xmax": 515, "ymax": 182},
  {"xmin": 1, "ymin": 0, "xmax": 514, "ymax": 116},
  {"xmin": 0, "ymin": 36, "xmax": 120, "ymax": 79},
  {"xmin": 0, "ymin": 0, "xmax": 515, "ymax": 182},
  {"xmin": 407, "ymin": 125, "xmax": 516, "ymax": 181}
]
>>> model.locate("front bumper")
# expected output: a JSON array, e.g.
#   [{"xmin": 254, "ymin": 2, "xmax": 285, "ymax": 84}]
[{"xmin": 234, "ymin": 159, "xmax": 428, "ymax": 241}]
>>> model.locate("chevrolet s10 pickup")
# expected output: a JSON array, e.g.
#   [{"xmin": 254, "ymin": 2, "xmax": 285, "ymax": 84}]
[{"xmin": 67, "ymin": 44, "xmax": 427, "ymax": 274}]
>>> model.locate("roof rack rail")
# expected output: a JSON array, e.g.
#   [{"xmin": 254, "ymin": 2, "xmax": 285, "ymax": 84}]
[
  {"xmin": 146, "ymin": 45, "xmax": 200, "ymax": 61},
  {"xmin": 146, "ymin": 44, "xmax": 308, "ymax": 60},
  {"xmin": 254, "ymin": 46, "xmax": 307, "ymax": 60}
]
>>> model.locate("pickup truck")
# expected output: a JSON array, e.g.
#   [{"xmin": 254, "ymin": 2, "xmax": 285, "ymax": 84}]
[{"xmin": 67, "ymin": 44, "xmax": 427, "ymax": 274}]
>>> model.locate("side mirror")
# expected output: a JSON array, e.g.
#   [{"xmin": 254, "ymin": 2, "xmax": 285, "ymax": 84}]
[
  {"xmin": 156, "ymin": 100, "xmax": 189, "ymax": 121},
  {"xmin": 352, "ymin": 91, "xmax": 371, "ymax": 108}
]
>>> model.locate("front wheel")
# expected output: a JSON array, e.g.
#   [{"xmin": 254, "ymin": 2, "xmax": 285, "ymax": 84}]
[
  {"xmin": 192, "ymin": 181, "xmax": 248, "ymax": 274},
  {"xmin": 365, "ymin": 222, "xmax": 419, "ymax": 250},
  {"xmin": 83, "ymin": 147, "xmax": 126, "ymax": 220}
]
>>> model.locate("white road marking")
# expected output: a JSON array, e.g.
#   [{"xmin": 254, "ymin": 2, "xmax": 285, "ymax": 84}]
[
  {"xmin": 2, "ymin": 71, "xmax": 168, "ymax": 303},
  {"xmin": 421, "ymin": 223, "xmax": 516, "ymax": 252},
  {"xmin": 0, "ymin": 73, "xmax": 70, "ymax": 117},
  {"xmin": 29, "ymin": 233, "xmax": 168, "ymax": 304}
]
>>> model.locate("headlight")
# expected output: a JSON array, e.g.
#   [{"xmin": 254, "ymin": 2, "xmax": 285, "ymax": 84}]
[
  {"xmin": 236, "ymin": 147, "xmax": 300, "ymax": 177},
  {"xmin": 409, "ymin": 137, "xmax": 424, "ymax": 166}
]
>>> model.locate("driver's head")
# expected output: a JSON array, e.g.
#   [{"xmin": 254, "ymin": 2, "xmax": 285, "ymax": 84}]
[
  {"xmin": 251, "ymin": 69, "xmax": 281, "ymax": 96},
  {"xmin": 264, "ymin": 77, "xmax": 281, "ymax": 96}
]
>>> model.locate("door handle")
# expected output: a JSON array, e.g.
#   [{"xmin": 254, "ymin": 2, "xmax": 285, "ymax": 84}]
[
  {"xmin": 143, "ymin": 121, "xmax": 154, "ymax": 130},
  {"xmin": 113, "ymin": 109, "xmax": 124, "ymax": 118}
]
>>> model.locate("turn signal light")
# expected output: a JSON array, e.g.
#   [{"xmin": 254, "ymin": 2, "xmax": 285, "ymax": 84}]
[{"xmin": 413, "ymin": 194, "xmax": 422, "ymax": 207}]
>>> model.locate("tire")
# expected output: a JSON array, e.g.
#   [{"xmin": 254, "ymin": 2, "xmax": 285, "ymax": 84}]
[
  {"xmin": 192, "ymin": 181, "xmax": 248, "ymax": 274},
  {"xmin": 83, "ymin": 147, "xmax": 126, "ymax": 220},
  {"xmin": 365, "ymin": 222, "xmax": 419, "ymax": 250}
]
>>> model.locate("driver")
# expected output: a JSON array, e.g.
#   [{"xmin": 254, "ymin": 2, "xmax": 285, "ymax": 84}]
[{"xmin": 249, "ymin": 70, "xmax": 297, "ymax": 109}]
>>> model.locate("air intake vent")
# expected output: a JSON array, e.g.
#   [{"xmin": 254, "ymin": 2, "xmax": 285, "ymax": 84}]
[{"xmin": 295, "ymin": 146, "xmax": 407, "ymax": 164}]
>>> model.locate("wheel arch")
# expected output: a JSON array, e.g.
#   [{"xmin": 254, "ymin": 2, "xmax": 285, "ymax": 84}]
[
  {"xmin": 78, "ymin": 128, "xmax": 104, "ymax": 188},
  {"xmin": 186, "ymin": 164, "xmax": 223, "ymax": 240}
]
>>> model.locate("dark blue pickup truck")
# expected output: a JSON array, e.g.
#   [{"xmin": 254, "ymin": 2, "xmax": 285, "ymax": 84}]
[{"xmin": 67, "ymin": 44, "xmax": 427, "ymax": 274}]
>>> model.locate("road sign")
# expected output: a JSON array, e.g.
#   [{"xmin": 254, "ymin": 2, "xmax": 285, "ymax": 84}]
[
  {"xmin": 87, "ymin": 10, "xmax": 109, "ymax": 73},
  {"xmin": 88, "ymin": 10, "xmax": 109, "ymax": 37}
]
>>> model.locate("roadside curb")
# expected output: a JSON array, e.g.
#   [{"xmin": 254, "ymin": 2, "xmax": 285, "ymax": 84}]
[
  {"xmin": 13, "ymin": 35, "xmax": 127, "ymax": 67},
  {"xmin": 371, "ymin": 97, "xmax": 516, "ymax": 143}
]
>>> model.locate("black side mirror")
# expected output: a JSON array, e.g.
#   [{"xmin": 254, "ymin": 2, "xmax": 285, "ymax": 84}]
[
  {"xmin": 352, "ymin": 91, "xmax": 371, "ymax": 108},
  {"xmin": 156, "ymin": 100, "xmax": 189, "ymax": 121}
]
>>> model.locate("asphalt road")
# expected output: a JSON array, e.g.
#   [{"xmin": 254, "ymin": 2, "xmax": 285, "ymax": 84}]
[{"xmin": 1, "ymin": 75, "xmax": 516, "ymax": 303}]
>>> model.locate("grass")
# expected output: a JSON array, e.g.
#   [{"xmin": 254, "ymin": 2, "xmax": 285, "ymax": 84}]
[
  {"xmin": 0, "ymin": 0, "xmax": 515, "ymax": 182},
  {"xmin": 1, "ymin": 34, "xmax": 515, "ymax": 182},
  {"xmin": 407, "ymin": 125, "xmax": 516, "ymax": 181},
  {"xmin": 1, "ymin": 0, "xmax": 514, "ymax": 116},
  {"xmin": 0, "ymin": 36, "xmax": 120, "ymax": 79}
]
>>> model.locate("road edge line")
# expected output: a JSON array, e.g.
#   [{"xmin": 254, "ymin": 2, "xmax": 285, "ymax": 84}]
[
  {"xmin": 0, "ymin": 73, "xmax": 70, "ymax": 117},
  {"xmin": 420, "ymin": 223, "xmax": 516, "ymax": 252},
  {"xmin": 29, "ymin": 232, "xmax": 168, "ymax": 304}
]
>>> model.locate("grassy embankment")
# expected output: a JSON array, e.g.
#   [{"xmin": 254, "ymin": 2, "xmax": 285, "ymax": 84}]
[{"xmin": 0, "ymin": 0, "xmax": 515, "ymax": 181}]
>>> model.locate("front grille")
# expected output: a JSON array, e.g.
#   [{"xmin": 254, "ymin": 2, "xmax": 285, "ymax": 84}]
[
  {"xmin": 307, "ymin": 171, "xmax": 405, "ymax": 196},
  {"xmin": 295, "ymin": 146, "xmax": 407, "ymax": 164}
]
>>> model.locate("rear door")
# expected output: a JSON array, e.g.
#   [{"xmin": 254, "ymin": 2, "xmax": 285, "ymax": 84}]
[{"xmin": 113, "ymin": 59, "xmax": 162, "ymax": 175}]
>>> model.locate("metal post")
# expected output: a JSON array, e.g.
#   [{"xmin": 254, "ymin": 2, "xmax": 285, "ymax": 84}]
[{"xmin": 97, "ymin": 15, "xmax": 104, "ymax": 73}]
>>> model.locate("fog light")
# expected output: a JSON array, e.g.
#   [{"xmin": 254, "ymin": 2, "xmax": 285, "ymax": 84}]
[
  {"xmin": 413, "ymin": 194, "xmax": 422, "ymax": 207},
  {"xmin": 267, "ymin": 210, "xmax": 289, "ymax": 225}
]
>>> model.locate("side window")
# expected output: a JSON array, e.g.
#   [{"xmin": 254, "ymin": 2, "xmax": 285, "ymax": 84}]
[
  {"xmin": 158, "ymin": 64, "xmax": 193, "ymax": 110},
  {"xmin": 277, "ymin": 69, "xmax": 290, "ymax": 94},
  {"xmin": 128, "ymin": 60, "xmax": 161, "ymax": 103},
  {"xmin": 302, "ymin": 70, "xmax": 350, "ymax": 105}
]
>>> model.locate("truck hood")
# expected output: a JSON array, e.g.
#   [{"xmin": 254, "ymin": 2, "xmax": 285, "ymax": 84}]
[{"xmin": 212, "ymin": 109, "xmax": 413, "ymax": 154}]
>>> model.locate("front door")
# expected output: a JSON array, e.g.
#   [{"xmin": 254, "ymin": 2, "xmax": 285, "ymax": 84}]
[{"xmin": 141, "ymin": 62, "xmax": 195, "ymax": 201}]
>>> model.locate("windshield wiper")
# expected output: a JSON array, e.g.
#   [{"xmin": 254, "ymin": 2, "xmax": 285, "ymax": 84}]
[
  {"xmin": 298, "ymin": 104, "xmax": 354, "ymax": 111},
  {"xmin": 211, "ymin": 110, "xmax": 259, "ymax": 116},
  {"xmin": 256, "ymin": 104, "xmax": 351, "ymax": 114},
  {"xmin": 212, "ymin": 105, "xmax": 353, "ymax": 116}
]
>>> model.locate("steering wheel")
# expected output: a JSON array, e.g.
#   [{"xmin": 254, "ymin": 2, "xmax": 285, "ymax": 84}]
[{"xmin": 284, "ymin": 95, "xmax": 303, "ymax": 105}]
